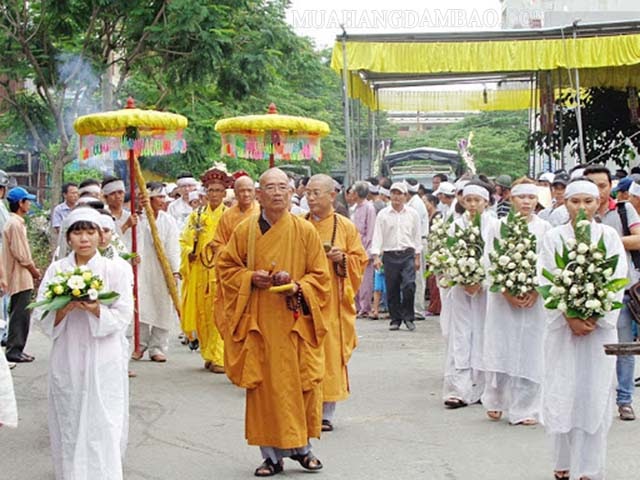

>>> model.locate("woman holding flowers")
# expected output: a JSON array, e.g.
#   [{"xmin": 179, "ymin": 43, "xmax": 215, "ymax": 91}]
[
  {"xmin": 483, "ymin": 178, "xmax": 551, "ymax": 425},
  {"xmin": 34, "ymin": 207, "xmax": 134, "ymax": 480},
  {"xmin": 442, "ymin": 181, "xmax": 500, "ymax": 409},
  {"xmin": 538, "ymin": 179, "xmax": 627, "ymax": 480}
]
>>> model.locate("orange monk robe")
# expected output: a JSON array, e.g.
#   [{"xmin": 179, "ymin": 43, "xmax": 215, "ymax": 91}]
[
  {"xmin": 216, "ymin": 212, "xmax": 331, "ymax": 448},
  {"xmin": 212, "ymin": 201, "xmax": 260, "ymax": 338},
  {"xmin": 307, "ymin": 210, "xmax": 368, "ymax": 402},
  {"xmin": 179, "ymin": 202, "xmax": 226, "ymax": 365}
]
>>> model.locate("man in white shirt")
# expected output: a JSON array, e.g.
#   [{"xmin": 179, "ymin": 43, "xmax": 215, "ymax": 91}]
[
  {"xmin": 434, "ymin": 181, "xmax": 456, "ymax": 218},
  {"xmin": 371, "ymin": 183, "xmax": 422, "ymax": 331},
  {"xmin": 405, "ymin": 178, "xmax": 429, "ymax": 319}
]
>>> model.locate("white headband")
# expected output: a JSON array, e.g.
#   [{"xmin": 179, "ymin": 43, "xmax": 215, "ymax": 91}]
[
  {"xmin": 66, "ymin": 207, "xmax": 102, "ymax": 228},
  {"xmin": 564, "ymin": 180, "xmax": 599, "ymax": 199},
  {"xmin": 629, "ymin": 182, "xmax": 640, "ymax": 197},
  {"xmin": 188, "ymin": 191, "xmax": 200, "ymax": 202},
  {"xmin": 176, "ymin": 177, "xmax": 197, "ymax": 187},
  {"xmin": 76, "ymin": 196, "xmax": 100, "ymax": 205},
  {"xmin": 369, "ymin": 184, "xmax": 379, "ymax": 194},
  {"xmin": 405, "ymin": 181, "xmax": 420, "ymax": 193},
  {"xmin": 462, "ymin": 184, "xmax": 490, "ymax": 201},
  {"xmin": 455, "ymin": 180, "xmax": 469, "ymax": 192},
  {"xmin": 511, "ymin": 184, "xmax": 539, "ymax": 197},
  {"xmin": 379, "ymin": 187, "xmax": 390, "ymax": 197},
  {"xmin": 98, "ymin": 214, "xmax": 116, "ymax": 231},
  {"xmin": 147, "ymin": 186, "xmax": 166, "ymax": 198},
  {"xmin": 570, "ymin": 168, "xmax": 586, "ymax": 180},
  {"xmin": 78, "ymin": 184, "xmax": 101, "ymax": 196},
  {"xmin": 102, "ymin": 180, "xmax": 125, "ymax": 196}
]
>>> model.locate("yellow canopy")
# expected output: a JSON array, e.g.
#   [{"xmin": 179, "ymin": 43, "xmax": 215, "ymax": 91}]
[
  {"xmin": 74, "ymin": 108, "xmax": 188, "ymax": 137},
  {"xmin": 215, "ymin": 114, "xmax": 329, "ymax": 136}
]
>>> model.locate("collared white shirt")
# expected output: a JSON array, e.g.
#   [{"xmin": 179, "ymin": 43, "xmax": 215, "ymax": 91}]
[
  {"xmin": 370, "ymin": 204, "xmax": 422, "ymax": 256},
  {"xmin": 168, "ymin": 198, "xmax": 192, "ymax": 229}
]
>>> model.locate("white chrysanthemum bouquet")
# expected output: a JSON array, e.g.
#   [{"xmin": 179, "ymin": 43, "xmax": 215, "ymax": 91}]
[
  {"xmin": 28, "ymin": 265, "xmax": 120, "ymax": 320},
  {"xmin": 443, "ymin": 213, "xmax": 485, "ymax": 287},
  {"xmin": 489, "ymin": 210, "xmax": 538, "ymax": 296},
  {"xmin": 425, "ymin": 215, "xmax": 453, "ymax": 279},
  {"xmin": 538, "ymin": 209, "xmax": 627, "ymax": 320}
]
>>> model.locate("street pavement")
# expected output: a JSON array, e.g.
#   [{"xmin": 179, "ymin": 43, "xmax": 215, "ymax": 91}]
[{"xmin": 1, "ymin": 316, "xmax": 639, "ymax": 479}]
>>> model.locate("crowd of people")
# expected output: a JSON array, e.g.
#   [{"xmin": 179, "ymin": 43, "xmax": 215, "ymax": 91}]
[{"xmin": 0, "ymin": 162, "xmax": 638, "ymax": 480}]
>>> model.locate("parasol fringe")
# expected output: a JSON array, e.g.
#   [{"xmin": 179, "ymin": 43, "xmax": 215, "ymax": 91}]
[{"xmin": 133, "ymin": 156, "xmax": 182, "ymax": 318}]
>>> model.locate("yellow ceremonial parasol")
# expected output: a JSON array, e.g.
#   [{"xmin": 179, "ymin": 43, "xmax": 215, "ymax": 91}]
[
  {"xmin": 214, "ymin": 103, "xmax": 330, "ymax": 168},
  {"xmin": 74, "ymin": 97, "xmax": 187, "ymax": 355}
]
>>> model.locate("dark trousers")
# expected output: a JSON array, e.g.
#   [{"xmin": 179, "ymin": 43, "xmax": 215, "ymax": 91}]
[
  {"xmin": 382, "ymin": 250, "xmax": 416, "ymax": 325},
  {"xmin": 6, "ymin": 289, "xmax": 33, "ymax": 358}
]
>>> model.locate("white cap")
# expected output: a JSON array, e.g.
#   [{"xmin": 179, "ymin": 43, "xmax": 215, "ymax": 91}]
[
  {"xmin": 434, "ymin": 181, "xmax": 456, "ymax": 196},
  {"xmin": 539, "ymin": 172, "xmax": 555, "ymax": 183},
  {"xmin": 455, "ymin": 179, "xmax": 470, "ymax": 193},
  {"xmin": 390, "ymin": 182, "xmax": 408, "ymax": 194}
]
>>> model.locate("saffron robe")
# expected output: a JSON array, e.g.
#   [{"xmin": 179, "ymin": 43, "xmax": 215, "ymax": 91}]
[
  {"xmin": 307, "ymin": 210, "xmax": 368, "ymax": 402},
  {"xmin": 34, "ymin": 252, "xmax": 134, "ymax": 480},
  {"xmin": 179, "ymin": 202, "xmax": 226, "ymax": 365},
  {"xmin": 216, "ymin": 212, "xmax": 331, "ymax": 448}
]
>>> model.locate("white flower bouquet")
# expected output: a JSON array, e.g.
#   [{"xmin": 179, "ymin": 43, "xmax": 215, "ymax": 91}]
[
  {"xmin": 489, "ymin": 210, "xmax": 538, "ymax": 296},
  {"xmin": 443, "ymin": 213, "xmax": 485, "ymax": 287},
  {"xmin": 28, "ymin": 265, "xmax": 120, "ymax": 320},
  {"xmin": 425, "ymin": 215, "xmax": 453, "ymax": 279},
  {"xmin": 538, "ymin": 210, "xmax": 627, "ymax": 320}
]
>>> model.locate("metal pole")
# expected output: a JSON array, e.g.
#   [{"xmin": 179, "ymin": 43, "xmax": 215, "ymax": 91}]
[
  {"xmin": 340, "ymin": 28, "xmax": 354, "ymax": 186},
  {"xmin": 573, "ymin": 21, "xmax": 587, "ymax": 164}
]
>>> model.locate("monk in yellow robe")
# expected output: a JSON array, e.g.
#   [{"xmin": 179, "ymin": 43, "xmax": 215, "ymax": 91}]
[
  {"xmin": 179, "ymin": 167, "xmax": 230, "ymax": 374},
  {"xmin": 304, "ymin": 174, "xmax": 368, "ymax": 432},
  {"xmin": 216, "ymin": 168, "xmax": 331, "ymax": 477}
]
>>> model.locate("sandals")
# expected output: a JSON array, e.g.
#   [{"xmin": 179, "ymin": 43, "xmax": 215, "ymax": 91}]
[
  {"xmin": 290, "ymin": 452, "xmax": 323, "ymax": 471},
  {"xmin": 321, "ymin": 419, "xmax": 334, "ymax": 432},
  {"xmin": 254, "ymin": 458, "xmax": 283, "ymax": 477},
  {"xmin": 514, "ymin": 418, "xmax": 538, "ymax": 426},
  {"xmin": 553, "ymin": 471, "xmax": 569, "ymax": 480},
  {"xmin": 444, "ymin": 398, "xmax": 468, "ymax": 409}
]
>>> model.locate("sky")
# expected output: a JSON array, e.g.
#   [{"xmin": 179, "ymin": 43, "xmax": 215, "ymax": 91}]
[{"xmin": 286, "ymin": 0, "xmax": 503, "ymax": 49}]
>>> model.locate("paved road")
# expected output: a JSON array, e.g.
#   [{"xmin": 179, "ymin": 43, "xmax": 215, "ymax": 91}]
[{"xmin": 2, "ymin": 316, "xmax": 639, "ymax": 479}]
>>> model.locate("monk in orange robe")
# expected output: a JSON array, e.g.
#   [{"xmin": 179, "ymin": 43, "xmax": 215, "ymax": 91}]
[
  {"xmin": 216, "ymin": 168, "xmax": 331, "ymax": 477},
  {"xmin": 213, "ymin": 174, "xmax": 260, "ymax": 250},
  {"xmin": 304, "ymin": 174, "xmax": 368, "ymax": 433}
]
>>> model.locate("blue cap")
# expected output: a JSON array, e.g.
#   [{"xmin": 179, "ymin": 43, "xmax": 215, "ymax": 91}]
[
  {"xmin": 7, "ymin": 187, "xmax": 36, "ymax": 203},
  {"xmin": 613, "ymin": 177, "xmax": 633, "ymax": 193}
]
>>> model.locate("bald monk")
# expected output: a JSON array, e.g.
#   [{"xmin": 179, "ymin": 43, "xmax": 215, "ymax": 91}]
[
  {"xmin": 217, "ymin": 168, "xmax": 331, "ymax": 477},
  {"xmin": 304, "ymin": 174, "xmax": 368, "ymax": 432}
]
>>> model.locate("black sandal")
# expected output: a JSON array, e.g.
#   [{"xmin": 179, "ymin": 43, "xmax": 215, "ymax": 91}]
[
  {"xmin": 254, "ymin": 458, "xmax": 283, "ymax": 477},
  {"xmin": 321, "ymin": 419, "xmax": 334, "ymax": 432},
  {"xmin": 553, "ymin": 471, "xmax": 570, "ymax": 479},
  {"xmin": 444, "ymin": 398, "xmax": 468, "ymax": 409},
  {"xmin": 290, "ymin": 452, "xmax": 323, "ymax": 471}
]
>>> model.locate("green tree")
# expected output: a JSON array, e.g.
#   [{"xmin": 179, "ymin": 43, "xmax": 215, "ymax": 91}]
[{"xmin": 390, "ymin": 111, "xmax": 530, "ymax": 177}]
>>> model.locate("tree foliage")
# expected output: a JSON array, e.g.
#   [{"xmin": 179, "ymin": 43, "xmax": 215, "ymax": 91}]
[
  {"xmin": 390, "ymin": 111, "xmax": 531, "ymax": 178},
  {"xmin": 527, "ymin": 87, "xmax": 640, "ymax": 168}
]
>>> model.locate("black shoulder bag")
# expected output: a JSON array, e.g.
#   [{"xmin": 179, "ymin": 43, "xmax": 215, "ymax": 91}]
[{"xmin": 617, "ymin": 202, "xmax": 640, "ymax": 324}]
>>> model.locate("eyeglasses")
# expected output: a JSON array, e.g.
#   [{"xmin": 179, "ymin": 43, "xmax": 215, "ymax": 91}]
[
  {"xmin": 305, "ymin": 189, "xmax": 332, "ymax": 198},
  {"xmin": 207, "ymin": 188, "xmax": 226, "ymax": 194}
]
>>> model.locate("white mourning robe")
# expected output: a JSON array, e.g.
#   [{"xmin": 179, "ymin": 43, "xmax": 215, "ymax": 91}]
[
  {"xmin": 408, "ymin": 194, "xmax": 429, "ymax": 314},
  {"xmin": 482, "ymin": 214, "xmax": 551, "ymax": 423},
  {"xmin": 167, "ymin": 198, "xmax": 192, "ymax": 230},
  {"xmin": 0, "ymin": 353, "xmax": 17, "ymax": 428},
  {"xmin": 539, "ymin": 222, "xmax": 626, "ymax": 480},
  {"xmin": 138, "ymin": 210, "xmax": 180, "ymax": 331},
  {"xmin": 443, "ymin": 211, "xmax": 500, "ymax": 403},
  {"xmin": 35, "ymin": 252, "xmax": 134, "ymax": 480}
]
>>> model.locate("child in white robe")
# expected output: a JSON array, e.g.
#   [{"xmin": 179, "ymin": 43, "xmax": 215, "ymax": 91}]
[
  {"xmin": 443, "ymin": 182, "xmax": 500, "ymax": 408},
  {"xmin": 482, "ymin": 179, "xmax": 551, "ymax": 425},
  {"xmin": 538, "ymin": 180, "xmax": 626, "ymax": 480},
  {"xmin": 34, "ymin": 207, "xmax": 134, "ymax": 480}
]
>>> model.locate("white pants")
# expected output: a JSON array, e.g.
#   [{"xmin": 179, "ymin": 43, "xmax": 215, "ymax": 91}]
[
  {"xmin": 481, "ymin": 372, "xmax": 540, "ymax": 424},
  {"xmin": 322, "ymin": 402, "xmax": 336, "ymax": 422},
  {"xmin": 139, "ymin": 323, "xmax": 169, "ymax": 357},
  {"xmin": 414, "ymin": 241, "xmax": 427, "ymax": 314},
  {"xmin": 260, "ymin": 443, "xmax": 311, "ymax": 463},
  {"xmin": 443, "ymin": 367, "xmax": 485, "ymax": 405},
  {"xmin": 551, "ymin": 418, "xmax": 611, "ymax": 480}
]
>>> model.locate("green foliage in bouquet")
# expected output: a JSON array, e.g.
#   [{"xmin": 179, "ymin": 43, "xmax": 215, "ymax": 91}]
[
  {"xmin": 443, "ymin": 213, "xmax": 486, "ymax": 287},
  {"xmin": 425, "ymin": 214, "xmax": 453, "ymax": 278}
]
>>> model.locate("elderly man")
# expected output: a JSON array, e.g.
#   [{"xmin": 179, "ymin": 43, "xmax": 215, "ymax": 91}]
[
  {"xmin": 371, "ymin": 182, "xmax": 422, "ymax": 331},
  {"xmin": 351, "ymin": 181, "xmax": 376, "ymax": 318},
  {"xmin": 213, "ymin": 174, "xmax": 259, "ymax": 249},
  {"xmin": 180, "ymin": 168, "xmax": 230, "ymax": 373},
  {"xmin": 305, "ymin": 174, "xmax": 368, "ymax": 432},
  {"xmin": 216, "ymin": 168, "xmax": 331, "ymax": 477},
  {"xmin": 169, "ymin": 172, "xmax": 199, "ymax": 229},
  {"xmin": 133, "ymin": 182, "xmax": 181, "ymax": 363}
]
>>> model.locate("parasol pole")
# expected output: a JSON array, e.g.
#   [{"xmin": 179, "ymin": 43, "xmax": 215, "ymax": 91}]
[{"xmin": 124, "ymin": 120, "xmax": 141, "ymax": 356}]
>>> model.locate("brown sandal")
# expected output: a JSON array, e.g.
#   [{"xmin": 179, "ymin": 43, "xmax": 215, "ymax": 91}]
[{"xmin": 254, "ymin": 458, "xmax": 283, "ymax": 477}]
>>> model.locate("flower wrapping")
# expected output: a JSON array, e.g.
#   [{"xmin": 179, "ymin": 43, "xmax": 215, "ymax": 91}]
[
  {"xmin": 443, "ymin": 213, "xmax": 485, "ymax": 287},
  {"xmin": 488, "ymin": 210, "xmax": 538, "ymax": 296},
  {"xmin": 537, "ymin": 209, "xmax": 628, "ymax": 320},
  {"xmin": 27, "ymin": 265, "xmax": 120, "ymax": 320}
]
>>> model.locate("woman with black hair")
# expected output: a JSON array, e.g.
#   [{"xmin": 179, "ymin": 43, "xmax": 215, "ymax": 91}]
[{"xmin": 34, "ymin": 207, "xmax": 133, "ymax": 480}]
